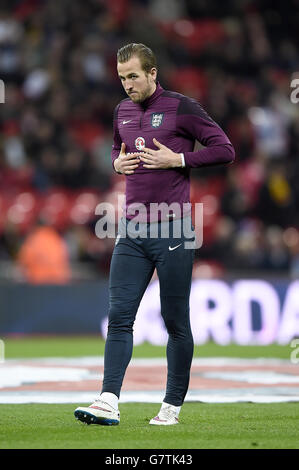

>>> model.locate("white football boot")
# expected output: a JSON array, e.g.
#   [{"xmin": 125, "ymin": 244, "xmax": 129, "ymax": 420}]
[
  {"xmin": 74, "ymin": 398, "xmax": 120, "ymax": 426},
  {"xmin": 149, "ymin": 404, "xmax": 179, "ymax": 425}
]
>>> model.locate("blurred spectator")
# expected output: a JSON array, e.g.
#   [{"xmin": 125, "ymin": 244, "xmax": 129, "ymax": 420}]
[
  {"xmin": 254, "ymin": 160, "xmax": 297, "ymax": 228},
  {"xmin": 17, "ymin": 220, "xmax": 71, "ymax": 284},
  {"xmin": 264, "ymin": 225, "xmax": 290, "ymax": 271},
  {"xmin": 221, "ymin": 167, "xmax": 252, "ymax": 223},
  {"xmin": 284, "ymin": 227, "xmax": 299, "ymax": 278}
]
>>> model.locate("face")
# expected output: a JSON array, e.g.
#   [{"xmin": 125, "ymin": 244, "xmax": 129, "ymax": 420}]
[{"xmin": 117, "ymin": 55, "xmax": 157, "ymax": 103}]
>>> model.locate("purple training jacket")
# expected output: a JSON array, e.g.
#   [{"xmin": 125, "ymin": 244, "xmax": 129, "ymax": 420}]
[{"xmin": 111, "ymin": 82, "xmax": 235, "ymax": 221}]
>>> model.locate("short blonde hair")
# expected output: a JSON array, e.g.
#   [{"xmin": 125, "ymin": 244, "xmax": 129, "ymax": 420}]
[{"xmin": 117, "ymin": 43, "xmax": 157, "ymax": 74}]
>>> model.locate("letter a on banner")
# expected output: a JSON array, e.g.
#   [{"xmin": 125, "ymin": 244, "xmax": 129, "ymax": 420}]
[
  {"xmin": 277, "ymin": 281, "xmax": 299, "ymax": 344},
  {"xmin": 232, "ymin": 280, "xmax": 280, "ymax": 345}
]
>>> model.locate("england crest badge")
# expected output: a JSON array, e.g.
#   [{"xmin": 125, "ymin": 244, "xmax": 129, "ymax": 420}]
[{"xmin": 151, "ymin": 113, "xmax": 164, "ymax": 128}]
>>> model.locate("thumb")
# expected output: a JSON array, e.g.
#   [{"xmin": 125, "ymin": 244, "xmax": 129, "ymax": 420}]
[
  {"xmin": 120, "ymin": 142, "xmax": 126, "ymax": 154},
  {"xmin": 153, "ymin": 137, "xmax": 164, "ymax": 149}
]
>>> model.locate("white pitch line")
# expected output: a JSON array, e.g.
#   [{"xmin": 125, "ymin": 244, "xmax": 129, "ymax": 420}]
[
  {"xmin": 0, "ymin": 390, "xmax": 299, "ymax": 404},
  {"xmin": 3, "ymin": 356, "xmax": 295, "ymax": 366},
  {"xmin": 1, "ymin": 356, "xmax": 299, "ymax": 404}
]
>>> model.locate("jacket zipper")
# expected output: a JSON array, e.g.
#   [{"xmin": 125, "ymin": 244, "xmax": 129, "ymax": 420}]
[{"xmin": 140, "ymin": 109, "xmax": 144, "ymax": 129}]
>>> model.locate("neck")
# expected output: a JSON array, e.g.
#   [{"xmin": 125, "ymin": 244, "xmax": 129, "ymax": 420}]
[
  {"xmin": 150, "ymin": 81, "xmax": 157, "ymax": 96},
  {"xmin": 144, "ymin": 81, "xmax": 157, "ymax": 101},
  {"xmin": 142, "ymin": 81, "xmax": 158, "ymax": 103}
]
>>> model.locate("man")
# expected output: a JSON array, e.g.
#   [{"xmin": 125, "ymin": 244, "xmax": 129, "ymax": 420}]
[{"xmin": 74, "ymin": 43, "xmax": 234, "ymax": 426}]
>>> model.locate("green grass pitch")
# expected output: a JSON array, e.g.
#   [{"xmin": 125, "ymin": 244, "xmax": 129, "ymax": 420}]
[
  {"xmin": 1, "ymin": 336, "xmax": 298, "ymax": 449},
  {"xmin": 1, "ymin": 403, "xmax": 299, "ymax": 449},
  {"xmin": 2, "ymin": 335, "xmax": 294, "ymax": 359}
]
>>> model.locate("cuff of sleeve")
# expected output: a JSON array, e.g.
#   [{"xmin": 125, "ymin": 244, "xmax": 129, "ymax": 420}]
[{"xmin": 180, "ymin": 153, "xmax": 185, "ymax": 168}]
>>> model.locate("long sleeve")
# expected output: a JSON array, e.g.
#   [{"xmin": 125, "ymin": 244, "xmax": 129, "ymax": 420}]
[
  {"xmin": 176, "ymin": 96, "xmax": 235, "ymax": 168},
  {"xmin": 111, "ymin": 104, "xmax": 122, "ymax": 171}
]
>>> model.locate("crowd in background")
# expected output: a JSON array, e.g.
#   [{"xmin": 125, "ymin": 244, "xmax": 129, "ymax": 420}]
[{"xmin": 0, "ymin": 0, "xmax": 299, "ymax": 282}]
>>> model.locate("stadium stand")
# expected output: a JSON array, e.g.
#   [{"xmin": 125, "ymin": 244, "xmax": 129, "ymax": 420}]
[{"xmin": 0, "ymin": 0, "xmax": 299, "ymax": 281}]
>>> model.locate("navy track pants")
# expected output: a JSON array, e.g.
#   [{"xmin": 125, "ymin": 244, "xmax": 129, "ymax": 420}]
[{"xmin": 101, "ymin": 217, "xmax": 195, "ymax": 406}]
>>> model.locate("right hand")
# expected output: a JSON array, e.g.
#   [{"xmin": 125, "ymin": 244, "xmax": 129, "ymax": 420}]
[{"xmin": 114, "ymin": 143, "xmax": 140, "ymax": 175}]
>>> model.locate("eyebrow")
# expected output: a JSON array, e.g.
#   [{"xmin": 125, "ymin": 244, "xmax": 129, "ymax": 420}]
[{"xmin": 118, "ymin": 72, "xmax": 139, "ymax": 79}]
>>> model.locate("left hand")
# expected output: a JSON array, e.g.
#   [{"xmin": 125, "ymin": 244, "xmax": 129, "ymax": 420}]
[{"xmin": 138, "ymin": 138, "xmax": 182, "ymax": 169}]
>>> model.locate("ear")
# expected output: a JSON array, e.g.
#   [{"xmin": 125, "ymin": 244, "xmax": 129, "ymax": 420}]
[{"xmin": 150, "ymin": 67, "xmax": 157, "ymax": 81}]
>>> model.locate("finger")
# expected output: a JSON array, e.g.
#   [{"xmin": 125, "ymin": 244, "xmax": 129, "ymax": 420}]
[
  {"xmin": 139, "ymin": 155, "xmax": 155, "ymax": 163},
  {"xmin": 126, "ymin": 161, "xmax": 140, "ymax": 166},
  {"xmin": 126, "ymin": 152, "xmax": 142, "ymax": 159},
  {"xmin": 142, "ymin": 164, "xmax": 158, "ymax": 169},
  {"xmin": 143, "ymin": 147, "xmax": 156, "ymax": 155},
  {"xmin": 123, "ymin": 163, "xmax": 139, "ymax": 170},
  {"xmin": 139, "ymin": 151, "xmax": 156, "ymax": 159},
  {"xmin": 125, "ymin": 153, "xmax": 140, "ymax": 161},
  {"xmin": 153, "ymin": 138, "xmax": 165, "ymax": 149}
]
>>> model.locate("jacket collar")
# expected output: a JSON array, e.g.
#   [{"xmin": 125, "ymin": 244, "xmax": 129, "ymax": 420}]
[{"xmin": 140, "ymin": 82, "xmax": 164, "ymax": 108}]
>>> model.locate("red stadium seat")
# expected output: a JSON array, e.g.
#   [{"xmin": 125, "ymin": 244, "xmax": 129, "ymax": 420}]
[
  {"xmin": 0, "ymin": 192, "xmax": 11, "ymax": 235},
  {"xmin": 39, "ymin": 189, "xmax": 73, "ymax": 231},
  {"xmin": 167, "ymin": 67, "xmax": 208, "ymax": 101},
  {"xmin": 158, "ymin": 18, "xmax": 226, "ymax": 54},
  {"xmin": 5, "ymin": 191, "xmax": 41, "ymax": 234},
  {"xmin": 190, "ymin": 179, "xmax": 225, "ymax": 245},
  {"xmin": 68, "ymin": 120, "xmax": 105, "ymax": 151},
  {"xmin": 69, "ymin": 190, "xmax": 102, "ymax": 225}
]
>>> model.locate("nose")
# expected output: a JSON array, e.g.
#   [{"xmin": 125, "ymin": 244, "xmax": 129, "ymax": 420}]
[{"xmin": 124, "ymin": 78, "xmax": 133, "ymax": 90}]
